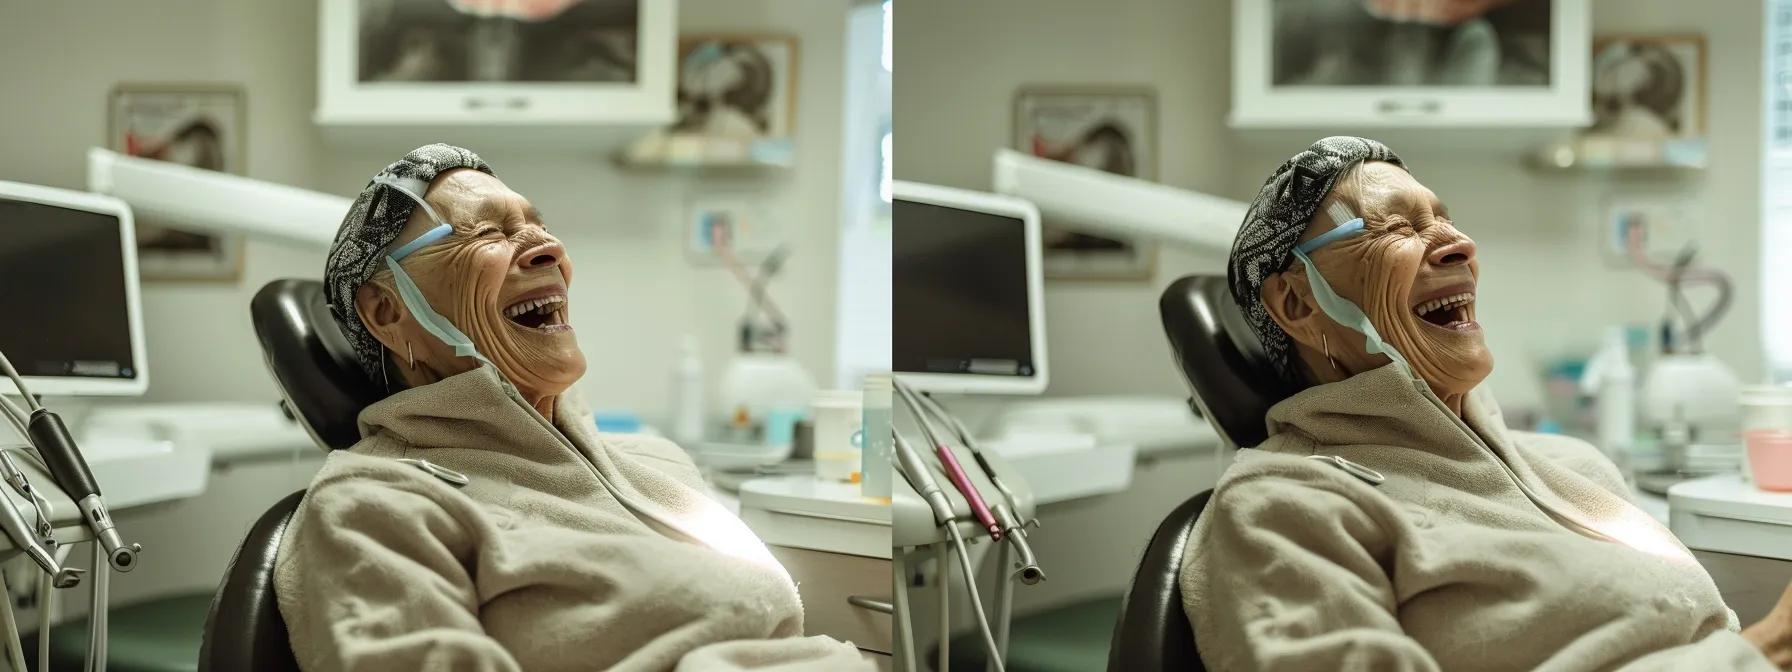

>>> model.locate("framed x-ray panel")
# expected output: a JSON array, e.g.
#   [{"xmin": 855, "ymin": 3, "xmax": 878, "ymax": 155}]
[{"xmin": 1232, "ymin": 0, "xmax": 1591, "ymax": 127}]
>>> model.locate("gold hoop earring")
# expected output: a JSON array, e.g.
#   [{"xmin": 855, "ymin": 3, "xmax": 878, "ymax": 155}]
[
  {"xmin": 1323, "ymin": 333, "xmax": 1340, "ymax": 374},
  {"xmin": 407, "ymin": 341, "xmax": 415, "ymax": 371}
]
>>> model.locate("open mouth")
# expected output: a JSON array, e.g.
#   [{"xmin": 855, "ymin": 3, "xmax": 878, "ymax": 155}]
[
  {"xmin": 1411, "ymin": 291, "xmax": 1476, "ymax": 331},
  {"xmin": 502, "ymin": 293, "xmax": 571, "ymax": 333}
]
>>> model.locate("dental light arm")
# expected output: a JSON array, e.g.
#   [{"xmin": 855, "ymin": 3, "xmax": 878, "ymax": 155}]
[
  {"xmin": 86, "ymin": 148, "xmax": 350, "ymax": 251},
  {"xmin": 991, "ymin": 148, "xmax": 1247, "ymax": 254}
]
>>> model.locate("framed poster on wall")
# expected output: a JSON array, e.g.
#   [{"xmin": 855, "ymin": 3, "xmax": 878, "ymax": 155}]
[
  {"xmin": 108, "ymin": 84, "xmax": 247, "ymax": 282},
  {"xmin": 1013, "ymin": 86, "xmax": 1158, "ymax": 281}
]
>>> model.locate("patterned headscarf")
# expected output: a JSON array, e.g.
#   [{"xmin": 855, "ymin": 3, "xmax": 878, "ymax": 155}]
[
  {"xmin": 323, "ymin": 143, "xmax": 494, "ymax": 384},
  {"xmin": 1226, "ymin": 136, "xmax": 1406, "ymax": 388}
]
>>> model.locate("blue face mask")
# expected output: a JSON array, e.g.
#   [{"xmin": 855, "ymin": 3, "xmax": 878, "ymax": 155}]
[
  {"xmin": 1289, "ymin": 201, "xmax": 1412, "ymax": 376},
  {"xmin": 373, "ymin": 174, "xmax": 493, "ymax": 369}
]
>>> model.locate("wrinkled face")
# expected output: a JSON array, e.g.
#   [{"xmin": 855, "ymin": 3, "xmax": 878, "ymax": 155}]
[
  {"xmin": 1287, "ymin": 162, "xmax": 1492, "ymax": 395},
  {"xmin": 382, "ymin": 169, "xmax": 585, "ymax": 398}
]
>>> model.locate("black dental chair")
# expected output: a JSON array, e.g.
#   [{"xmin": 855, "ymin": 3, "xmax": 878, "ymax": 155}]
[
  {"xmin": 1105, "ymin": 275, "xmax": 1294, "ymax": 672},
  {"xmin": 199, "ymin": 279, "xmax": 380, "ymax": 672}
]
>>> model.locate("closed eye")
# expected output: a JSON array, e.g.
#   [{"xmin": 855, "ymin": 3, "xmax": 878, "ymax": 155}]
[{"xmin": 470, "ymin": 225, "xmax": 504, "ymax": 238}]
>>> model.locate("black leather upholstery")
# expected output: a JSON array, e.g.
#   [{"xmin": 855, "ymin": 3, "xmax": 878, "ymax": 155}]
[
  {"xmin": 251, "ymin": 279, "xmax": 382, "ymax": 450},
  {"xmin": 1157, "ymin": 274, "xmax": 1296, "ymax": 450},
  {"xmin": 1108, "ymin": 490, "xmax": 1212, "ymax": 672},
  {"xmin": 1107, "ymin": 274, "xmax": 1297, "ymax": 670},
  {"xmin": 199, "ymin": 490, "xmax": 305, "ymax": 672}
]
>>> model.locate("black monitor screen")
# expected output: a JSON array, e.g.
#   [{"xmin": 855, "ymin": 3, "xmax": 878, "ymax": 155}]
[
  {"xmin": 894, "ymin": 198, "xmax": 1034, "ymax": 378},
  {"xmin": 0, "ymin": 198, "xmax": 135, "ymax": 380}
]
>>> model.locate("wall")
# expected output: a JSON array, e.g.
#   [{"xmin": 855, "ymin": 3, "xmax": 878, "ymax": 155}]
[
  {"xmin": 0, "ymin": 0, "xmax": 853, "ymax": 422},
  {"xmin": 896, "ymin": 0, "xmax": 1766, "ymax": 414}
]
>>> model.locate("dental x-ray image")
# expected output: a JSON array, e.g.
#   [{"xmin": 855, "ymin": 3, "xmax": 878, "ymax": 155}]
[
  {"xmin": 1271, "ymin": 0, "xmax": 1553, "ymax": 87},
  {"xmin": 356, "ymin": 0, "xmax": 639, "ymax": 83}
]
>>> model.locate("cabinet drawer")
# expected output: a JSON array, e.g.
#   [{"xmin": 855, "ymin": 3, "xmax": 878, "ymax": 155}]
[{"xmin": 770, "ymin": 545, "xmax": 893, "ymax": 654}]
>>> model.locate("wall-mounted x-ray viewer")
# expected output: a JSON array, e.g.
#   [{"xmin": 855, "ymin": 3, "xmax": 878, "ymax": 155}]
[
  {"xmin": 0, "ymin": 180, "xmax": 147, "ymax": 397},
  {"xmin": 892, "ymin": 181, "xmax": 1048, "ymax": 395}
]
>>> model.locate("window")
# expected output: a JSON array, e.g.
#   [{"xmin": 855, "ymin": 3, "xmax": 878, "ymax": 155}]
[
  {"xmin": 833, "ymin": 1, "xmax": 893, "ymax": 387},
  {"xmin": 1766, "ymin": 0, "xmax": 1792, "ymax": 378}
]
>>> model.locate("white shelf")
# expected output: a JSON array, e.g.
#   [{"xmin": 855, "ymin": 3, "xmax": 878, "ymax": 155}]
[{"xmin": 614, "ymin": 133, "xmax": 795, "ymax": 170}]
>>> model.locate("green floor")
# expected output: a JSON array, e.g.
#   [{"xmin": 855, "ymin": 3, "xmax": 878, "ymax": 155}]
[
  {"xmin": 24, "ymin": 591, "xmax": 210, "ymax": 672},
  {"xmin": 941, "ymin": 594, "xmax": 1121, "ymax": 672}
]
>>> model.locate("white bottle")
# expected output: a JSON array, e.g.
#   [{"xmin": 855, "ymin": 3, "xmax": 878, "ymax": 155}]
[
  {"xmin": 1582, "ymin": 327, "xmax": 1636, "ymax": 460},
  {"xmin": 670, "ymin": 335, "xmax": 705, "ymax": 446}
]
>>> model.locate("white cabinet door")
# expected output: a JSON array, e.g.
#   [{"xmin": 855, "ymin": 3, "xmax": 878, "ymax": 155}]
[{"xmin": 316, "ymin": 0, "xmax": 675, "ymax": 133}]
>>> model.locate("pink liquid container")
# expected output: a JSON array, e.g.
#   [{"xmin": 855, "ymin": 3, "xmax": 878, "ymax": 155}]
[{"xmin": 1743, "ymin": 386, "xmax": 1792, "ymax": 491}]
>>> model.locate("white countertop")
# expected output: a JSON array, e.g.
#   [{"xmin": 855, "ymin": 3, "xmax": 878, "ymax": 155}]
[
  {"xmin": 1669, "ymin": 474, "xmax": 1792, "ymax": 560},
  {"xmin": 738, "ymin": 474, "xmax": 892, "ymax": 559}
]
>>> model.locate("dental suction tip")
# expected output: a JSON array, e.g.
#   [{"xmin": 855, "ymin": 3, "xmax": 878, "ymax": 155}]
[
  {"xmin": 52, "ymin": 568, "xmax": 84, "ymax": 589},
  {"xmin": 1017, "ymin": 566, "xmax": 1045, "ymax": 585},
  {"xmin": 108, "ymin": 544, "xmax": 140, "ymax": 572}
]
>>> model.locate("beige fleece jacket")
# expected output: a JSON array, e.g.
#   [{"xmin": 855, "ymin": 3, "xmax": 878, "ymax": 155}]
[
  {"xmin": 273, "ymin": 366, "xmax": 872, "ymax": 672},
  {"xmin": 1181, "ymin": 363, "xmax": 1776, "ymax": 672}
]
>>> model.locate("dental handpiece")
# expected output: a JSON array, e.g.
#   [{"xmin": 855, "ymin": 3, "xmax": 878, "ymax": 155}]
[
  {"xmin": 0, "ymin": 484, "xmax": 79, "ymax": 588},
  {"xmin": 934, "ymin": 440, "xmax": 1002, "ymax": 541},
  {"xmin": 895, "ymin": 382, "xmax": 1003, "ymax": 541},
  {"xmin": 895, "ymin": 434, "xmax": 955, "ymax": 526},
  {"xmin": 26, "ymin": 410, "xmax": 139, "ymax": 572},
  {"xmin": 992, "ymin": 504, "xmax": 1045, "ymax": 585},
  {"xmin": 915, "ymin": 391, "xmax": 1027, "ymax": 514}
]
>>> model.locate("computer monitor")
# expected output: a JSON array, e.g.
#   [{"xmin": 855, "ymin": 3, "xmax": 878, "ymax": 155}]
[
  {"xmin": 0, "ymin": 180, "xmax": 147, "ymax": 396},
  {"xmin": 893, "ymin": 181, "xmax": 1046, "ymax": 395}
]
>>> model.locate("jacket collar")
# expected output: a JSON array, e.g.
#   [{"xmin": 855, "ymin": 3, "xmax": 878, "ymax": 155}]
[
  {"xmin": 356, "ymin": 365, "xmax": 590, "ymax": 464},
  {"xmin": 1263, "ymin": 362, "xmax": 1521, "ymax": 465}
]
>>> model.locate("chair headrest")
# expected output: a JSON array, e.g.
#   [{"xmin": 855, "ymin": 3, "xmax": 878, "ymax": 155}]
[
  {"xmin": 251, "ymin": 279, "xmax": 381, "ymax": 451},
  {"xmin": 1157, "ymin": 275, "xmax": 1296, "ymax": 449}
]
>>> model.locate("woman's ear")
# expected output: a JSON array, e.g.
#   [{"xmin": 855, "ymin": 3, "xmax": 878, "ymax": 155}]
[
  {"xmin": 1262, "ymin": 269, "xmax": 1322, "ymax": 343},
  {"xmin": 353, "ymin": 281, "xmax": 408, "ymax": 352}
]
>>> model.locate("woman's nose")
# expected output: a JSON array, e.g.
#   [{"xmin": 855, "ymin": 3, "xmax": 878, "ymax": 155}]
[
  {"xmin": 1427, "ymin": 235, "xmax": 1476, "ymax": 267},
  {"xmin": 517, "ymin": 239, "xmax": 565, "ymax": 271}
]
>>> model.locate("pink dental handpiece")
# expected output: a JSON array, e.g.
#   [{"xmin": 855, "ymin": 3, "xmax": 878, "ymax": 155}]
[{"xmin": 935, "ymin": 441, "xmax": 1002, "ymax": 541}]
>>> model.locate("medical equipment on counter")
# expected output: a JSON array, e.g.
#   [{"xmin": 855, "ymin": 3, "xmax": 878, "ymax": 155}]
[
  {"xmin": 812, "ymin": 390, "xmax": 863, "ymax": 482},
  {"xmin": 892, "ymin": 182, "xmax": 1048, "ymax": 395},
  {"xmin": 717, "ymin": 353, "xmax": 814, "ymax": 445},
  {"xmin": 1623, "ymin": 228, "xmax": 1745, "ymax": 494},
  {"xmin": 707, "ymin": 219, "xmax": 816, "ymax": 445},
  {"xmin": 1742, "ymin": 386, "xmax": 1792, "ymax": 491},
  {"xmin": 861, "ymin": 373, "xmax": 893, "ymax": 497}
]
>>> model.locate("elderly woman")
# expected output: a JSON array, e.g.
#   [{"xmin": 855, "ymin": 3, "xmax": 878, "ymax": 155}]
[
  {"xmin": 273, "ymin": 144, "xmax": 870, "ymax": 672},
  {"xmin": 1181, "ymin": 137, "xmax": 1792, "ymax": 671}
]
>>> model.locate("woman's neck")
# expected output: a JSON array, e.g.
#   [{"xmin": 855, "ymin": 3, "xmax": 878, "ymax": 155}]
[{"xmin": 531, "ymin": 395, "xmax": 556, "ymax": 423}]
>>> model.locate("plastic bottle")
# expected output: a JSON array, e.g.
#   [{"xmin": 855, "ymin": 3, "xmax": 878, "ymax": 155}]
[
  {"xmin": 1581, "ymin": 326, "xmax": 1636, "ymax": 461},
  {"xmin": 669, "ymin": 335, "xmax": 705, "ymax": 446},
  {"xmin": 860, "ymin": 373, "xmax": 893, "ymax": 498}
]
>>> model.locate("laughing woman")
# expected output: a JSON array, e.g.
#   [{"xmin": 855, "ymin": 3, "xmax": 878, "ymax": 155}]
[
  {"xmin": 1182, "ymin": 137, "xmax": 1792, "ymax": 671},
  {"xmin": 274, "ymin": 144, "xmax": 871, "ymax": 672}
]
